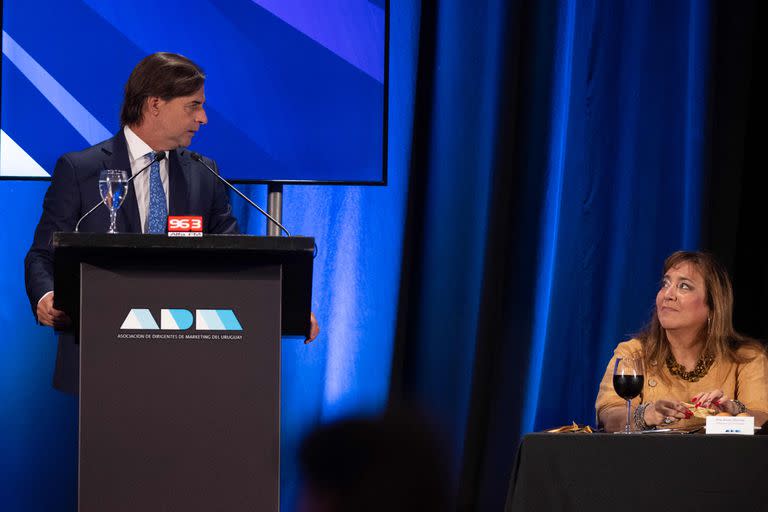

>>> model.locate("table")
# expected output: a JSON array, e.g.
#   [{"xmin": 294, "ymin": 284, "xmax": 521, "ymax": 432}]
[{"xmin": 505, "ymin": 433, "xmax": 768, "ymax": 511}]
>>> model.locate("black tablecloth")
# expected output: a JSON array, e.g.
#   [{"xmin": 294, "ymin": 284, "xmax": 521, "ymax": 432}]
[{"xmin": 505, "ymin": 433, "xmax": 768, "ymax": 511}]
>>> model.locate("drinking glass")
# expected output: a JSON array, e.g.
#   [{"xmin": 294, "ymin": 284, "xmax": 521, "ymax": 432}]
[
  {"xmin": 98, "ymin": 170, "xmax": 129, "ymax": 234},
  {"xmin": 612, "ymin": 356, "xmax": 644, "ymax": 433}
]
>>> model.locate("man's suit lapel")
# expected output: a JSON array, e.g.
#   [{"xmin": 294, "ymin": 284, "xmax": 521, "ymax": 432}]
[
  {"xmin": 99, "ymin": 134, "xmax": 193, "ymax": 230},
  {"xmin": 169, "ymin": 149, "xmax": 191, "ymax": 216},
  {"xmin": 102, "ymin": 131, "xmax": 142, "ymax": 233}
]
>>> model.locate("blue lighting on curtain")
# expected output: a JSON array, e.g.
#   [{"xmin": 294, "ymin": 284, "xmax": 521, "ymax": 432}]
[
  {"xmin": 521, "ymin": 0, "xmax": 577, "ymax": 435},
  {"xmin": 516, "ymin": 0, "xmax": 712, "ymax": 432},
  {"xmin": 682, "ymin": 1, "xmax": 708, "ymax": 250},
  {"xmin": 404, "ymin": 0, "xmax": 507, "ymax": 477}
]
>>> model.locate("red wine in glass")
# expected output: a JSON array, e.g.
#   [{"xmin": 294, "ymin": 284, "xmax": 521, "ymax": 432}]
[
  {"xmin": 613, "ymin": 374, "xmax": 644, "ymax": 400},
  {"xmin": 613, "ymin": 356, "xmax": 644, "ymax": 433}
]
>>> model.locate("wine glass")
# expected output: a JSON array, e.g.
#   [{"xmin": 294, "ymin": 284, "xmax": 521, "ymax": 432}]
[
  {"xmin": 613, "ymin": 356, "xmax": 644, "ymax": 433},
  {"xmin": 99, "ymin": 170, "xmax": 129, "ymax": 234}
]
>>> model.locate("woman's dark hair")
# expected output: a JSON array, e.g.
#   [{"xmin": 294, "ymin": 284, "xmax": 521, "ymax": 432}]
[{"xmin": 120, "ymin": 52, "xmax": 205, "ymax": 127}]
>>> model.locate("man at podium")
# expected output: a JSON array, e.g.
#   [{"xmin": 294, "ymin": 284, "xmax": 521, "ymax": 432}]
[{"xmin": 25, "ymin": 52, "xmax": 242, "ymax": 392}]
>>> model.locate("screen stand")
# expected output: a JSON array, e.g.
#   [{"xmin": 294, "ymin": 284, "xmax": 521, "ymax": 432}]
[{"xmin": 267, "ymin": 183, "xmax": 283, "ymax": 236}]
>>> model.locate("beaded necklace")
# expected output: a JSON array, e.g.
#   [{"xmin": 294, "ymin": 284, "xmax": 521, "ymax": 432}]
[{"xmin": 665, "ymin": 353, "xmax": 715, "ymax": 382}]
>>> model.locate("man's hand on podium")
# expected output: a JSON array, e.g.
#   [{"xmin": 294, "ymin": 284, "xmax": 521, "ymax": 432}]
[
  {"xmin": 37, "ymin": 293, "xmax": 72, "ymax": 329},
  {"xmin": 305, "ymin": 312, "xmax": 320, "ymax": 344}
]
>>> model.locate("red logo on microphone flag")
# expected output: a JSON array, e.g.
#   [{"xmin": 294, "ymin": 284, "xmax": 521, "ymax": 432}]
[{"xmin": 168, "ymin": 216, "xmax": 203, "ymax": 237}]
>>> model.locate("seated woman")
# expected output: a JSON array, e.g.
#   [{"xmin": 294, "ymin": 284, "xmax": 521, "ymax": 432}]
[{"xmin": 596, "ymin": 251, "xmax": 768, "ymax": 432}]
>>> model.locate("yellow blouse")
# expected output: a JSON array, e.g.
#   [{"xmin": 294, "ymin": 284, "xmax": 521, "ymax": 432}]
[{"xmin": 595, "ymin": 338, "xmax": 768, "ymax": 428}]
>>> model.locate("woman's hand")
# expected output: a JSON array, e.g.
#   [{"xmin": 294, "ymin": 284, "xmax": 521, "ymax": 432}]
[
  {"xmin": 691, "ymin": 389, "xmax": 741, "ymax": 415},
  {"xmin": 645, "ymin": 399, "xmax": 693, "ymax": 426}
]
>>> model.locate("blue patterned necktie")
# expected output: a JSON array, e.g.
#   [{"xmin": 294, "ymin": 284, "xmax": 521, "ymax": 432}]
[{"xmin": 146, "ymin": 151, "xmax": 167, "ymax": 233}]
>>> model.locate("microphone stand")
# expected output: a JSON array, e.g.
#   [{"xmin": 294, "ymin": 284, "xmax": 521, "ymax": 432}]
[{"xmin": 189, "ymin": 152, "xmax": 291, "ymax": 237}]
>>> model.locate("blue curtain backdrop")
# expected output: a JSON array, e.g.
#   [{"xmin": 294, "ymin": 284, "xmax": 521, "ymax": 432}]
[
  {"xmin": 390, "ymin": 1, "xmax": 713, "ymax": 510},
  {"xmin": 516, "ymin": 0, "xmax": 708, "ymax": 431},
  {"xmin": 0, "ymin": 2, "xmax": 418, "ymax": 511}
]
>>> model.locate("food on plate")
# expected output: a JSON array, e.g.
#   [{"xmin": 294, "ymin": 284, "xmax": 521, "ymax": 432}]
[{"xmin": 681, "ymin": 402, "xmax": 717, "ymax": 418}]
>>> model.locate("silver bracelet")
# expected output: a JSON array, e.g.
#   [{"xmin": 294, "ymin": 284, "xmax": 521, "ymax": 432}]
[
  {"xmin": 633, "ymin": 401, "xmax": 655, "ymax": 430},
  {"xmin": 731, "ymin": 399, "xmax": 747, "ymax": 414}
]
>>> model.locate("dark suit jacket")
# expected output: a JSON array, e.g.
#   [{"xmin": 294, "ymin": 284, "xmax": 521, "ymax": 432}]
[{"xmin": 24, "ymin": 132, "xmax": 239, "ymax": 393}]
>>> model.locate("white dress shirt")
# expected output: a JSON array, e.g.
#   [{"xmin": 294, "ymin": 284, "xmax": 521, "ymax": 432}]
[{"xmin": 123, "ymin": 125, "xmax": 170, "ymax": 233}]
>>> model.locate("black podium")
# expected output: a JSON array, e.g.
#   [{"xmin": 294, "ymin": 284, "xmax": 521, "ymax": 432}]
[{"xmin": 53, "ymin": 232, "xmax": 314, "ymax": 512}]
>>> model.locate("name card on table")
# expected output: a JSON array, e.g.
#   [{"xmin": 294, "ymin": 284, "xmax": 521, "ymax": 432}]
[{"xmin": 705, "ymin": 416, "xmax": 754, "ymax": 435}]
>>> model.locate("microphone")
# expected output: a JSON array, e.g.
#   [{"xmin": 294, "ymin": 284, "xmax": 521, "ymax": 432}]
[
  {"xmin": 74, "ymin": 152, "xmax": 166, "ymax": 233},
  {"xmin": 189, "ymin": 152, "xmax": 291, "ymax": 237}
]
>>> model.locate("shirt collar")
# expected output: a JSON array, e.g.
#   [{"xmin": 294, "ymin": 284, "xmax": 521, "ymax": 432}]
[{"xmin": 123, "ymin": 125, "xmax": 156, "ymax": 166}]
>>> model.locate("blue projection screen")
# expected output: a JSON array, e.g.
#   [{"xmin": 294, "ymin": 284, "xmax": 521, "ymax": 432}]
[{"xmin": 0, "ymin": 0, "xmax": 387, "ymax": 184}]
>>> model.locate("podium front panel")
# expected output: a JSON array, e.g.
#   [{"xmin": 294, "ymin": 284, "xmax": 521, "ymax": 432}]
[{"xmin": 79, "ymin": 262, "xmax": 281, "ymax": 512}]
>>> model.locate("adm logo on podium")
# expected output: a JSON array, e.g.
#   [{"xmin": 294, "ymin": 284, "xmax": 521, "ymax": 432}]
[{"xmin": 120, "ymin": 309, "xmax": 243, "ymax": 331}]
